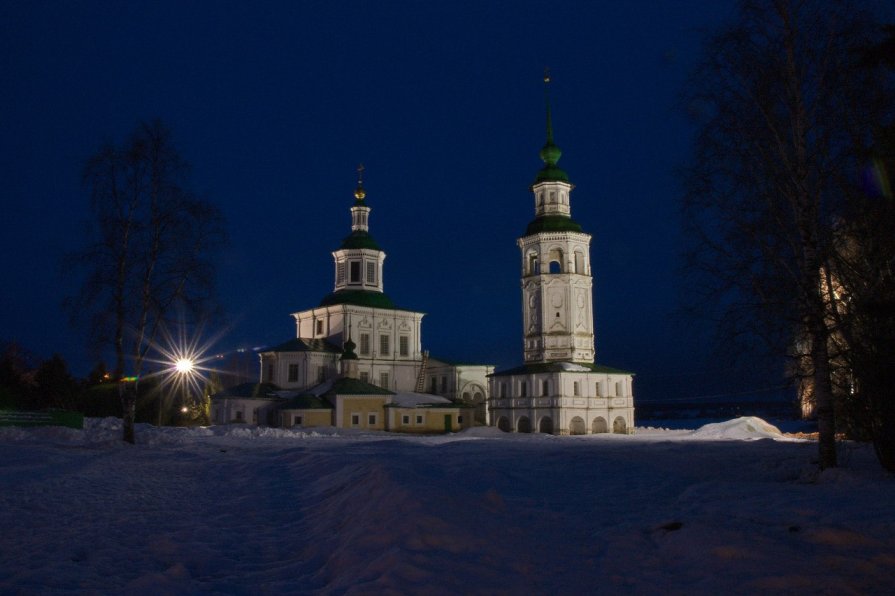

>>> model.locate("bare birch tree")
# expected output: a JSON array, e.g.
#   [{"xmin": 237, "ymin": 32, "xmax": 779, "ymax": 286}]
[
  {"xmin": 69, "ymin": 120, "xmax": 226, "ymax": 443},
  {"xmin": 681, "ymin": 0, "xmax": 891, "ymax": 469}
]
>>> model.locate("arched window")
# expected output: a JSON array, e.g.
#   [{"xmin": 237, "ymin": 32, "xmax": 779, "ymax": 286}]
[
  {"xmin": 548, "ymin": 248, "xmax": 564, "ymax": 273},
  {"xmin": 528, "ymin": 253, "xmax": 540, "ymax": 275},
  {"xmin": 613, "ymin": 417, "xmax": 627, "ymax": 434}
]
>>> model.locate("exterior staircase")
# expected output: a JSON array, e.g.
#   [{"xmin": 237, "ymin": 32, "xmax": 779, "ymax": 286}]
[{"xmin": 415, "ymin": 350, "xmax": 429, "ymax": 392}]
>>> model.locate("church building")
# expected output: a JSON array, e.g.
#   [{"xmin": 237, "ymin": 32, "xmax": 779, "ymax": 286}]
[
  {"xmin": 488, "ymin": 79, "xmax": 636, "ymax": 435},
  {"xmin": 211, "ymin": 172, "xmax": 493, "ymax": 432}
]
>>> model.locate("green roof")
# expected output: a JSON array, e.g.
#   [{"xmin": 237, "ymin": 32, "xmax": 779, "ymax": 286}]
[
  {"xmin": 264, "ymin": 338, "xmax": 342, "ymax": 353},
  {"xmin": 323, "ymin": 377, "xmax": 395, "ymax": 397},
  {"xmin": 525, "ymin": 215, "xmax": 583, "ymax": 235},
  {"xmin": 212, "ymin": 382, "xmax": 282, "ymax": 400},
  {"xmin": 279, "ymin": 393, "xmax": 333, "ymax": 410},
  {"xmin": 319, "ymin": 290, "xmax": 397, "ymax": 309},
  {"xmin": 490, "ymin": 362, "xmax": 634, "ymax": 377},
  {"xmin": 534, "ymin": 164, "xmax": 569, "ymax": 183},
  {"xmin": 340, "ymin": 230, "xmax": 382, "ymax": 250}
]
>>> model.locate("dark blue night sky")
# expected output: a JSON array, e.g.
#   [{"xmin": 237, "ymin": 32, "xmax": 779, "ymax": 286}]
[{"xmin": 1, "ymin": 1, "xmax": 747, "ymax": 401}]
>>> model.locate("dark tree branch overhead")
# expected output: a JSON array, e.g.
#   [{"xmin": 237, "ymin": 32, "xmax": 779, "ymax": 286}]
[
  {"xmin": 681, "ymin": 0, "xmax": 894, "ymax": 469},
  {"xmin": 67, "ymin": 120, "xmax": 227, "ymax": 443}
]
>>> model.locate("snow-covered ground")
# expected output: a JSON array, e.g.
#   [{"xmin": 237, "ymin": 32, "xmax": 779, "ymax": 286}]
[{"xmin": 1, "ymin": 418, "xmax": 893, "ymax": 595}]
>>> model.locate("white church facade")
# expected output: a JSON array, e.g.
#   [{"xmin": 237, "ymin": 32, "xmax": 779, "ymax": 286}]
[
  {"xmin": 488, "ymin": 81, "xmax": 635, "ymax": 434},
  {"xmin": 211, "ymin": 174, "xmax": 494, "ymax": 432}
]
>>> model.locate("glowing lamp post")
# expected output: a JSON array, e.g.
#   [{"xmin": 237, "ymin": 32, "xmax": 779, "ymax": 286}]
[{"xmin": 175, "ymin": 358, "xmax": 194, "ymax": 425}]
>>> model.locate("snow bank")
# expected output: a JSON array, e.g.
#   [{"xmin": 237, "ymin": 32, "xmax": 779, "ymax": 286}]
[{"xmin": 690, "ymin": 416, "xmax": 790, "ymax": 441}]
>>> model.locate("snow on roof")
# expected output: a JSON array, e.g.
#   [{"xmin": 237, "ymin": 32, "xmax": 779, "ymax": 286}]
[
  {"xmin": 389, "ymin": 391, "xmax": 455, "ymax": 408},
  {"xmin": 557, "ymin": 362, "xmax": 591, "ymax": 372}
]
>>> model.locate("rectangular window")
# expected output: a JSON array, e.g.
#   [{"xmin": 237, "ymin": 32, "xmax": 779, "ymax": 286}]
[
  {"xmin": 458, "ymin": 415, "xmax": 463, "ymax": 424},
  {"xmin": 288, "ymin": 364, "xmax": 299, "ymax": 383},
  {"xmin": 379, "ymin": 372, "xmax": 389, "ymax": 389},
  {"xmin": 379, "ymin": 334, "xmax": 390, "ymax": 356},
  {"xmin": 573, "ymin": 381, "xmax": 580, "ymax": 396},
  {"xmin": 316, "ymin": 319, "xmax": 324, "ymax": 335},
  {"xmin": 317, "ymin": 366, "xmax": 326, "ymax": 383},
  {"xmin": 595, "ymin": 382, "xmax": 602, "ymax": 397},
  {"xmin": 360, "ymin": 333, "xmax": 370, "ymax": 355},
  {"xmin": 337, "ymin": 262, "xmax": 345, "ymax": 284},
  {"xmin": 500, "ymin": 382, "xmax": 507, "ymax": 398},
  {"xmin": 368, "ymin": 413, "xmax": 377, "ymax": 426},
  {"xmin": 399, "ymin": 336, "xmax": 409, "ymax": 357},
  {"xmin": 350, "ymin": 261, "xmax": 361, "ymax": 283},
  {"xmin": 430, "ymin": 377, "xmax": 437, "ymax": 393},
  {"xmin": 521, "ymin": 381, "xmax": 528, "ymax": 397},
  {"xmin": 416, "ymin": 415, "xmax": 423, "ymax": 424},
  {"xmin": 235, "ymin": 411, "xmax": 244, "ymax": 422},
  {"xmin": 351, "ymin": 413, "xmax": 360, "ymax": 426},
  {"xmin": 441, "ymin": 376, "xmax": 447, "ymax": 392},
  {"xmin": 267, "ymin": 364, "xmax": 274, "ymax": 383},
  {"xmin": 402, "ymin": 415, "xmax": 410, "ymax": 424},
  {"xmin": 360, "ymin": 371, "xmax": 369, "ymax": 383},
  {"xmin": 542, "ymin": 380, "xmax": 550, "ymax": 396},
  {"xmin": 616, "ymin": 381, "xmax": 623, "ymax": 396},
  {"xmin": 366, "ymin": 261, "xmax": 375, "ymax": 284},
  {"xmin": 293, "ymin": 415, "xmax": 303, "ymax": 426}
]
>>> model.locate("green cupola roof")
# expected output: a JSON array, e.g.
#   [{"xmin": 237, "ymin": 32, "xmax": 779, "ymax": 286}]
[
  {"xmin": 341, "ymin": 335, "xmax": 358, "ymax": 360},
  {"xmin": 534, "ymin": 73, "xmax": 569, "ymax": 184}
]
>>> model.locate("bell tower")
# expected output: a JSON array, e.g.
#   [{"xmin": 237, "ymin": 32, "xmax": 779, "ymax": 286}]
[{"xmin": 518, "ymin": 75, "xmax": 595, "ymax": 363}]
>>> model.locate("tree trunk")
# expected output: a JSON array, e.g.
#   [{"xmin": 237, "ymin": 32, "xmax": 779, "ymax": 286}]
[
  {"xmin": 120, "ymin": 383, "xmax": 136, "ymax": 444},
  {"xmin": 808, "ymin": 311, "xmax": 837, "ymax": 468}
]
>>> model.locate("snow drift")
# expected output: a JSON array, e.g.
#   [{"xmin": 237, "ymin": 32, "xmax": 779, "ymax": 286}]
[{"xmin": 0, "ymin": 417, "xmax": 892, "ymax": 594}]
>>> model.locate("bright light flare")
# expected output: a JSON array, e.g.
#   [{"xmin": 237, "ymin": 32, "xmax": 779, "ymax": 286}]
[{"xmin": 175, "ymin": 358, "xmax": 195, "ymax": 374}]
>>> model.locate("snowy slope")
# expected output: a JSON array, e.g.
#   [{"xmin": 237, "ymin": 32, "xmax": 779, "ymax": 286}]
[{"xmin": 1, "ymin": 418, "xmax": 893, "ymax": 595}]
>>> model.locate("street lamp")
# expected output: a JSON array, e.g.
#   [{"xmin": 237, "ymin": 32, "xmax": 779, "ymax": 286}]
[{"xmin": 175, "ymin": 358, "xmax": 194, "ymax": 425}]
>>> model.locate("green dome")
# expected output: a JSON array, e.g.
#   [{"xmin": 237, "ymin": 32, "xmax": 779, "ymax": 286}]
[
  {"xmin": 540, "ymin": 141, "xmax": 561, "ymax": 167},
  {"xmin": 340, "ymin": 230, "xmax": 382, "ymax": 250},
  {"xmin": 525, "ymin": 215, "xmax": 583, "ymax": 235},
  {"xmin": 341, "ymin": 337, "xmax": 358, "ymax": 360},
  {"xmin": 534, "ymin": 164, "xmax": 570, "ymax": 183}
]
